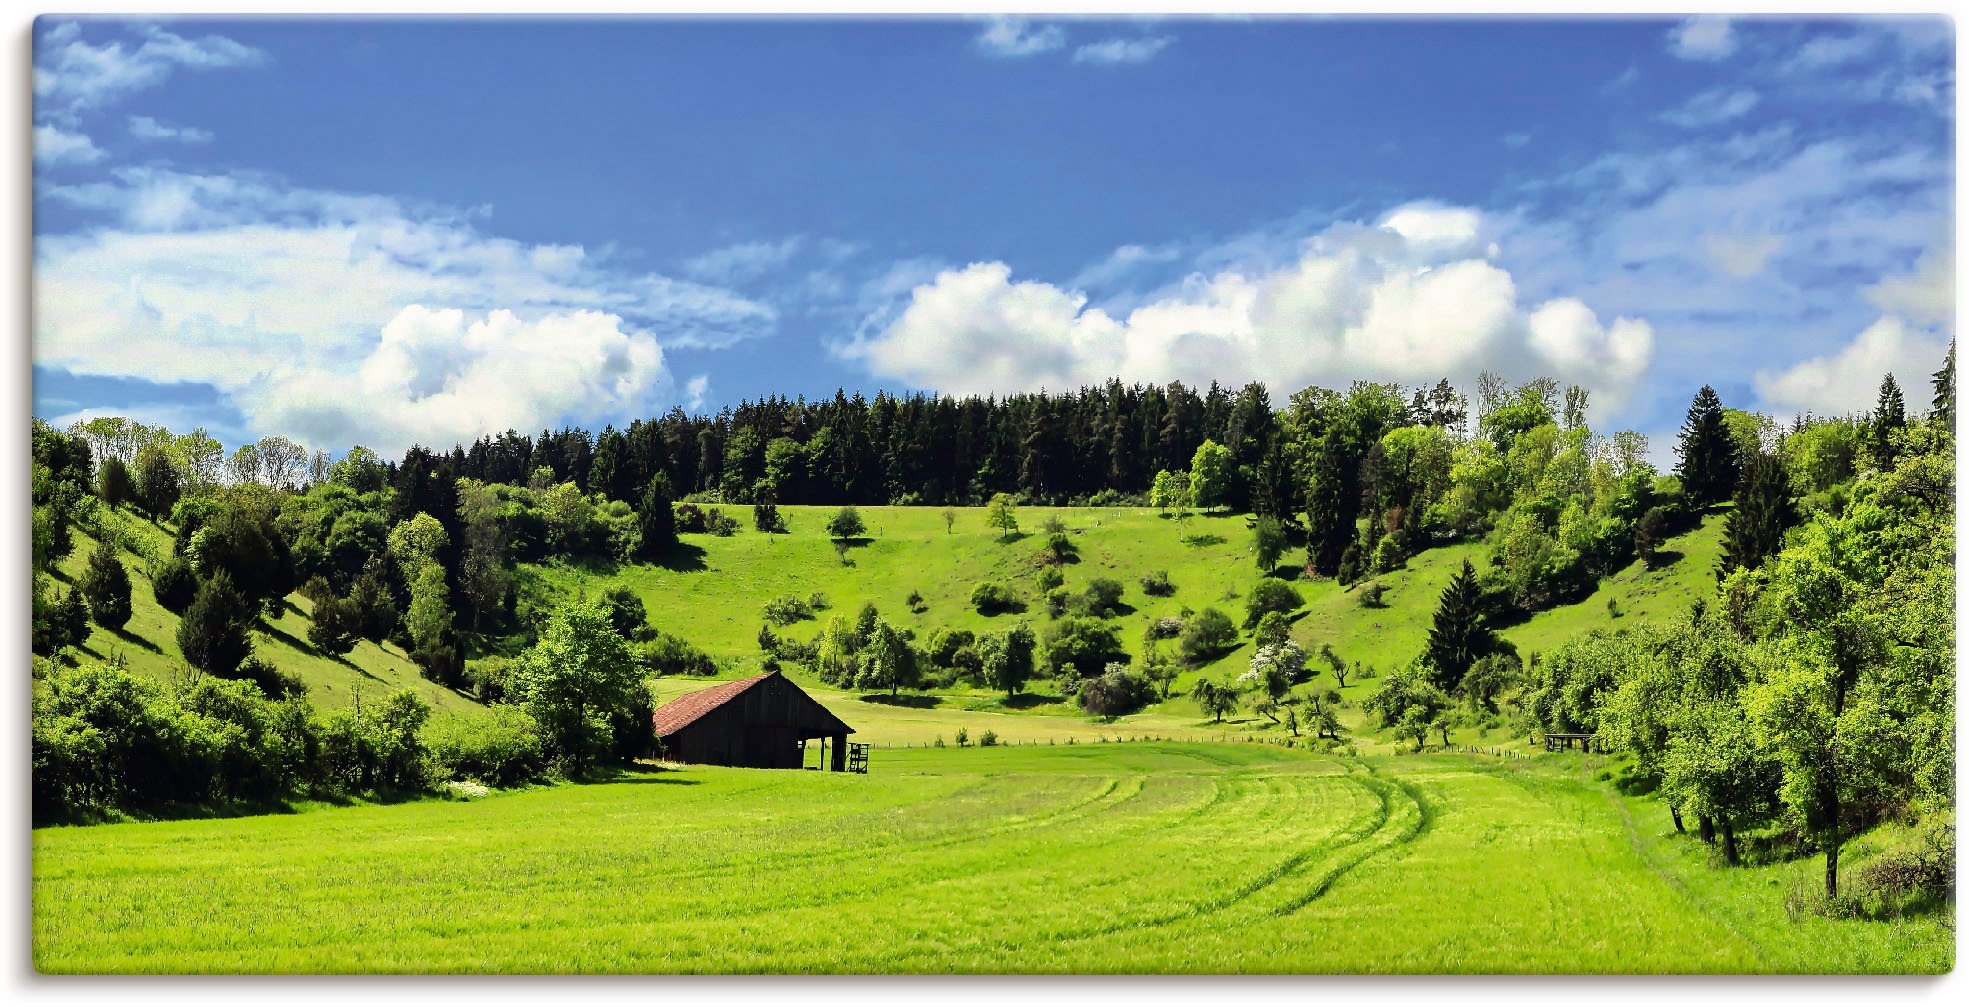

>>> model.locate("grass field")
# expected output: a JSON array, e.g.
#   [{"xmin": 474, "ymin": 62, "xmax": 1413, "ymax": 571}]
[{"xmin": 31, "ymin": 742, "xmax": 1951, "ymax": 974}]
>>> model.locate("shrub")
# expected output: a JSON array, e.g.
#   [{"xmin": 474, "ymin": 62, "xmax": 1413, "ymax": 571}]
[
  {"xmin": 423, "ymin": 707, "xmax": 548, "ymax": 788},
  {"xmin": 1044, "ymin": 587, "xmax": 1070, "ymax": 618},
  {"xmin": 753, "ymin": 501, "xmax": 787, "ymax": 534},
  {"xmin": 978, "ymin": 729, "xmax": 999, "ymax": 748},
  {"xmin": 313, "ymin": 689, "xmax": 433, "ymax": 795},
  {"xmin": 762, "ymin": 594, "xmax": 816, "ymax": 626},
  {"xmin": 80, "ymin": 539, "xmax": 133, "ymax": 631},
  {"xmin": 1252, "ymin": 610, "xmax": 1291, "ymax": 651},
  {"xmin": 1146, "ymin": 616, "xmax": 1184, "ymax": 640},
  {"xmin": 827, "ymin": 506, "xmax": 866, "ymax": 540},
  {"xmin": 633, "ymin": 632, "xmax": 718, "ymax": 677},
  {"xmin": 307, "ymin": 594, "xmax": 362, "ymax": 656},
  {"xmin": 1359, "ymin": 581, "xmax": 1389, "ymax": 608},
  {"xmin": 1075, "ymin": 577, "xmax": 1126, "ymax": 618},
  {"xmin": 1038, "ymin": 531, "xmax": 1076, "ymax": 565},
  {"xmin": 704, "ymin": 508, "xmax": 740, "ymax": 536},
  {"xmin": 906, "ymin": 589, "xmax": 926, "ymax": 613},
  {"xmin": 925, "ymin": 627, "xmax": 976, "ymax": 668},
  {"xmin": 1178, "ymin": 607, "xmax": 1238, "ymax": 666},
  {"xmin": 1034, "ymin": 566, "xmax": 1065, "ymax": 592},
  {"xmin": 1042, "ymin": 616, "xmax": 1124, "ymax": 678},
  {"xmin": 1078, "ymin": 663, "xmax": 1154, "ymax": 720},
  {"xmin": 151, "ymin": 554, "xmax": 198, "ymax": 614},
  {"xmin": 599, "ymin": 584, "xmax": 654, "ymax": 641},
  {"xmin": 178, "ymin": 570, "xmax": 256, "ymax": 678},
  {"xmin": 807, "ymin": 592, "xmax": 831, "ymax": 611},
  {"xmin": 954, "ymin": 727, "xmax": 970, "ymax": 747},
  {"xmin": 1139, "ymin": 570, "xmax": 1175, "ymax": 597},
  {"xmin": 673, "ymin": 502, "xmax": 707, "ymax": 533},
  {"xmin": 1243, "ymin": 577, "xmax": 1303, "ymax": 628},
  {"xmin": 970, "ymin": 581, "xmax": 1020, "ymax": 614}
]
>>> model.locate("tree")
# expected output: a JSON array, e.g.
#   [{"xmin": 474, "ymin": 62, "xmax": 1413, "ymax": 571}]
[
  {"xmin": 985, "ymin": 492, "xmax": 1019, "ymax": 538},
  {"xmin": 97, "ymin": 456, "xmax": 132, "ymax": 509},
  {"xmin": 1252, "ymin": 610, "xmax": 1291, "ymax": 651},
  {"xmin": 385, "ymin": 512, "xmax": 450, "ymax": 578},
  {"xmin": 132, "ymin": 445, "xmax": 180, "ymax": 519},
  {"xmin": 637, "ymin": 478, "xmax": 678, "ymax": 558},
  {"xmin": 405, "ymin": 564, "xmax": 452, "ymax": 654},
  {"xmin": 79, "ymin": 539, "xmax": 132, "ymax": 631},
  {"xmin": 1870, "ymin": 372, "xmax": 1907, "ymax": 471},
  {"xmin": 178, "ymin": 570, "xmax": 255, "ymax": 678},
  {"xmin": 510, "ymin": 600, "xmax": 644, "ymax": 773},
  {"xmin": 1423, "ymin": 559, "xmax": 1494, "ymax": 693},
  {"xmin": 1718, "ymin": 452, "xmax": 1796, "ymax": 577},
  {"xmin": 308, "ymin": 594, "xmax": 361, "ymax": 656},
  {"xmin": 1240, "ymin": 641, "xmax": 1306, "ymax": 711},
  {"xmin": 979, "ymin": 622, "xmax": 1037, "ymax": 698},
  {"xmin": 1676, "ymin": 385, "xmax": 1738, "ymax": 507},
  {"xmin": 1931, "ymin": 339, "xmax": 1954, "ymax": 428},
  {"xmin": 1079, "ymin": 664, "xmax": 1153, "ymax": 720},
  {"xmin": 1242, "ymin": 577, "xmax": 1303, "ymax": 627},
  {"xmin": 827, "ymin": 505, "xmax": 866, "ymax": 540},
  {"xmin": 752, "ymin": 500, "xmax": 786, "ymax": 534},
  {"xmin": 1177, "ymin": 607, "xmax": 1237, "ymax": 666},
  {"xmin": 1188, "ymin": 439, "xmax": 1232, "ymax": 512},
  {"xmin": 1251, "ymin": 514, "xmax": 1287, "ymax": 573},
  {"xmin": 151, "ymin": 554, "xmax": 198, "ymax": 614},
  {"xmin": 1042, "ymin": 616, "xmax": 1124, "ymax": 679},
  {"xmin": 1190, "ymin": 678, "xmax": 1239, "ymax": 722},
  {"xmin": 1149, "ymin": 469, "xmax": 1190, "ymax": 516},
  {"xmin": 942, "ymin": 507, "xmax": 957, "ymax": 534},
  {"xmin": 859, "ymin": 619, "xmax": 920, "ymax": 697}
]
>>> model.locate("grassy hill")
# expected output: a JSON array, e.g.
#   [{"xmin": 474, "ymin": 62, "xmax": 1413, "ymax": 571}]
[
  {"xmin": 32, "ymin": 742, "xmax": 1950, "ymax": 973},
  {"xmin": 54, "ymin": 500, "xmax": 1728, "ymax": 750},
  {"xmin": 47, "ymin": 514, "xmax": 483, "ymax": 718}
]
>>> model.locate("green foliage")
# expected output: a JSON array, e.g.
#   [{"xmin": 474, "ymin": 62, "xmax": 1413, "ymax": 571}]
[
  {"xmin": 1177, "ymin": 607, "xmax": 1237, "ymax": 666},
  {"xmin": 1074, "ymin": 577, "xmax": 1127, "ymax": 618},
  {"xmin": 1138, "ymin": 569, "xmax": 1174, "ymax": 596},
  {"xmin": 132, "ymin": 445, "xmax": 181, "ymax": 519},
  {"xmin": 1241, "ymin": 577, "xmax": 1302, "ymax": 627},
  {"xmin": 97, "ymin": 456, "xmax": 132, "ymax": 509},
  {"xmin": 1676, "ymin": 385, "xmax": 1739, "ymax": 508},
  {"xmin": 307, "ymin": 594, "xmax": 362, "ymax": 657},
  {"xmin": 1251, "ymin": 610, "xmax": 1291, "ymax": 651},
  {"xmin": 423, "ymin": 707, "xmax": 548, "ymax": 788},
  {"xmin": 1042, "ymin": 616, "xmax": 1124, "ymax": 679},
  {"xmin": 970, "ymin": 580, "xmax": 1021, "ymax": 614},
  {"xmin": 985, "ymin": 493, "xmax": 1019, "ymax": 537},
  {"xmin": 314, "ymin": 689, "xmax": 432, "ymax": 795},
  {"xmin": 1718, "ymin": 451, "xmax": 1797, "ymax": 576},
  {"xmin": 762, "ymin": 593, "xmax": 816, "ymax": 626},
  {"xmin": 177, "ymin": 571, "xmax": 256, "ymax": 679},
  {"xmin": 1188, "ymin": 678, "xmax": 1239, "ymax": 722},
  {"xmin": 978, "ymin": 622, "xmax": 1037, "ymax": 697},
  {"xmin": 1149, "ymin": 469, "xmax": 1190, "ymax": 516},
  {"xmin": 1251, "ymin": 514, "xmax": 1287, "ymax": 573},
  {"xmin": 827, "ymin": 505, "xmax": 867, "ymax": 540},
  {"xmin": 1871, "ymin": 373, "xmax": 1908, "ymax": 471},
  {"xmin": 1078, "ymin": 663, "xmax": 1154, "ymax": 719},
  {"xmin": 1423, "ymin": 559, "xmax": 1496, "ymax": 692},
  {"xmin": 638, "ymin": 479, "xmax": 679, "ymax": 557},
  {"xmin": 510, "ymin": 601, "xmax": 645, "ymax": 772},
  {"xmin": 80, "ymin": 539, "xmax": 133, "ymax": 631},
  {"xmin": 1187, "ymin": 439, "xmax": 1232, "ymax": 511},
  {"xmin": 32, "ymin": 576, "xmax": 91, "ymax": 658}
]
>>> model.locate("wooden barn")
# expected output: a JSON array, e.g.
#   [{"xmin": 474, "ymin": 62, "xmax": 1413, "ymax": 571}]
[{"xmin": 650, "ymin": 671, "xmax": 864, "ymax": 772}]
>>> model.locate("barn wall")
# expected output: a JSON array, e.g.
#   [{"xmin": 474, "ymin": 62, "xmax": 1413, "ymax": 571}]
[{"xmin": 658, "ymin": 675, "xmax": 850, "ymax": 769}]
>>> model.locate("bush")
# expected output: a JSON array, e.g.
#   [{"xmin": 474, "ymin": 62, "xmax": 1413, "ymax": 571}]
[
  {"xmin": 80, "ymin": 539, "xmax": 132, "ymax": 631},
  {"xmin": 1034, "ymin": 566, "xmax": 1064, "ymax": 592},
  {"xmin": 178, "ymin": 571, "xmax": 256, "ymax": 678},
  {"xmin": 1146, "ymin": 616, "xmax": 1184, "ymax": 640},
  {"xmin": 1042, "ymin": 616, "xmax": 1124, "ymax": 678},
  {"xmin": 1243, "ymin": 577, "xmax": 1303, "ymax": 628},
  {"xmin": 151, "ymin": 554, "xmax": 198, "ymax": 614},
  {"xmin": 954, "ymin": 727, "xmax": 970, "ymax": 747},
  {"xmin": 906, "ymin": 589, "xmax": 926, "ymax": 613},
  {"xmin": 1038, "ymin": 531, "xmax": 1076, "ymax": 565},
  {"xmin": 307, "ymin": 594, "xmax": 362, "ymax": 657},
  {"xmin": 1139, "ymin": 570, "xmax": 1175, "ymax": 597},
  {"xmin": 1178, "ymin": 607, "xmax": 1237, "ymax": 666},
  {"xmin": 633, "ymin": 632, "xmax": 718, "ymax": 677},
  {"xmin": 753, "ymin": 501, "xmax": 787, "ymax": 534},
  {"xmin": 827, "ymin": 506, "xmax": 866, "ymax": 540},
  {"xmin": 423, "ymin": 707, "xmax": 548, "ymax": 788},
  {"xmin": 970, "ymin": 581, "xmax": 1020, "ymax": 614},
  {"xmin": 925, "ymin": 627, "xmax": 976, "ymax": 668},
  {"xmin": 705, "ymin": 507, "xmax": 740, "ymax": 537},
  {"xmin": 1075, "ymin": 577, "xmax": 1126, "ymax": 618},
  {"xmin": 978, "ymin": 729, "xmax": 999, "ymax": 748},
  {"xmin": 1044, "ymin": 587, "xmax": 1071, "ymax": 618},
  {"xmin": 762, "ymin": 594, "xmax": 816, "ymax": 626},
  {"xmin": 1078, "ymin": 663, "xmax": 1154, "ymax": 720},
  {"xmin": 673, "ymin": 502, "xmax": 707, "ymax": 534},
  {"xmin": 1359, "ymin": 581, "xmax": 1389, "ymax": 608},
  {"xmin": 313, "ymin": 690, "xmax": 432, "ymax": 795},
  {"xmin": 599, "ymin": 584, "xmax": 653, "ymax": 641}
]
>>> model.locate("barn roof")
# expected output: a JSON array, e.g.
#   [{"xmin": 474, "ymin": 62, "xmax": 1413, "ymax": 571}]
[{"xmin": 650, "ymin": 672, "xmax": 774, "ymax": 737}]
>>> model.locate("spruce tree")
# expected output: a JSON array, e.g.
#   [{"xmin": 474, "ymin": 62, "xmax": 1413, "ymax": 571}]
[
  {"xmin": 178, "ymin": 570, "xmax": 255, "ymax": 677},
  {"xmin": 1675, "ymin": 385, "xmax": 1738, "ymax": 507},
  {"xmin": 96, "ymin": 456, "xmax": 132, "ymax": 509},
  {"xmin": 636, "ymin": 477, "xmax": 678, "ymax": 558},
  {"xmin": 79, "ymin": 539, "xmax": 132, "ymax": 631},
  {"xmin": 1871, "ymin": 373, "xmax": 1907, "ymax": 471},
  {"xmin": 1718, "ymin": 452, "xmax": 1797, "ymax": 577},
  {"xmin": 1932, "ymin": 340, "xmax": 1955, "ymax": 429},
  {"xmin": 1424, "ymin": 559, "xmax": 1494, "ymax": 693}
]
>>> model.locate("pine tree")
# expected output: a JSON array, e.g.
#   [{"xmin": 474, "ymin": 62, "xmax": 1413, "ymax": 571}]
[
  {"xmin": 1871, "ymin": 373, "xmax": 1907, "ymax": 471},
  {"xmin": 1424, "ymin": 559, "xmax": 1493, "ymax": 693},
  {"xmin": 1932, "ymin": 340, "xmax": 1955, "ymax": 429},
  {"xmin": 1305, "ymin": 423, "xmax": 1357, "ymax": 576},
  {"xmin": 97, "ymin": 456, "xmax": 132, "ymax": 509},
  {"xmin": 178, "ymin": 570, "xmax": 255, "ymax": 677},
  {"xmin": 1675, "ymin": 385, "xmax": 1738, "ymax": 507},
  {"xmin": 79, "ymin": 539, "xmax": 132, "ymax": 631},
  {"xmin": 1717, "ymin": 452, "xmax": 1797, "ymax": 578}
]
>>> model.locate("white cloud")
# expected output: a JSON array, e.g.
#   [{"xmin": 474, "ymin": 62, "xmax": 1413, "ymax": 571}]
[
  {"xmin": 975, "ymin": 16, "xmax": 1065, "ymax": 58},
  {"xmin": 839, "ymin": 203, "xmax": 1654, "ymax": 410},
  {"xmin": 1661, "ymin": 88, "xmax": 1760, "ymax": 128},
  {"xmin": 1865, "ymin": 246, "xmax": 1952, "ymax": 327},
  {"xmin": 33, "ymin": 124, "xmax": 103, "ymax": 165},
  {"xmin": 683, "ymin": 375, "xmax": 712, "ymax": 413},
  {"xmin": 33, "ymin": 167, "xmax": 776, "ymax": 453},
  {"xmin": 1667, "ymin": 15, "xmax": 1738, "ymax": 61},
  {"xmin": 127, "ymin": 115, "xmax": 213, "ymax": 143},
  {"xmin": 1702, "ymin": 232, "xmax": 1784, "ymax": 279},
  {"xmin": 683, "ymin": 237, "xmax": 803, "ymax": 285},
  {"xmin": 1755, "ymin": 315, "xmax": 1950, "ymax": 416},
  {"xmin": 35, "ymin": 21, "xmax": 265, "ymax": 114},
  {"xmin": 1072, "ymin": 36, "xmax": 1174, "ymax": 65},
  {"xmin": 1070, "ymin": 242, "xmax": 1183, "ymax": 291}
]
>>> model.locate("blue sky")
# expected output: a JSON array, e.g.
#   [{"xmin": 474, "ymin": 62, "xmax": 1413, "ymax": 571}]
[{"xmin": 31, "ymin": 14, "xmax": 1955, "ymax": 461}]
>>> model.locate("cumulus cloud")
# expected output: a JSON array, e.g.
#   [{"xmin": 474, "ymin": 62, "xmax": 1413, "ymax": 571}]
[
  {"xmin": 1755, "ymin": 315, "xmax": 1950, "ymax": 416},
  {"xmin": 839, "ymin": 203, "xmax": 1654, "ymax": 411},
  {"xmin": 1072, "ymin": 36, "xmax": 1174, "ymax": 65},
  {"xmin": 128, "ymin": 115, "xmax": 213, "ymax": 143},
  {"xmin": 1667, "ymin": 15, "xmax": 1738, "ymax": 61},
  {"xmin": 1866, "ymin": 246, "xmax": 1952, "ymax": 326},
  {"xmin": 1661, "ymin": 87, "xmax": 1760, "ymax": 128},
  {"xmin": 34, "ymin": 124, "xmax": 103, "ymax": 165},
  {"xmin": 975, "ymin": 16, "xmax": 1065, "ymax": 58},
  {"xmin": 35, "ymin": 20, "xmax": 265, "ymax": 115},
  {"xmin": 33, "ymin": 167, "xmax": 775, "ymax": 453}
]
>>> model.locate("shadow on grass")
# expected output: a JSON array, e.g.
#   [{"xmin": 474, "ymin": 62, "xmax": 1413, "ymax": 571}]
[
  {"xmin": 108, "ymin": 627, "xmax": 162, "ymax": 654},
  {"xmin": 1643, "ymin": 549, "xmax": 1685, "ymax": 571},
  {"xmin": 1182, "ymin": 533, "xmax": 1227, "ymax": 549},
  {"xmin": 858, "ymin": 692, "xmax": 944, "ymax": 709},
  {"xmin": 998, "ymin": 693, "xmax": 1064, "ymax": 710},
  {"xmin": 651, "ymin": 542, "xmax": 709, "ymax": 573}
]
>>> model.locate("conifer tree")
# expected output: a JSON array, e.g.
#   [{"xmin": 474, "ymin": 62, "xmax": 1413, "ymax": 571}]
[
  {"xmin": 1932, "ymin": 339, "xmax": 1955, "ymax": 429},
  {"xmin": 79, "ymin": 539, "xmax": 132, "ymax": 631},
  {"xmin": 1675, "ymin": 385, "xmax": 1738, "ymax": 507},
  {"xmin": 178, "ymin": 570, "xmax": 255, "ymax": 677},
  {"xmin": 1871, "ymin": 373, "xmax": 1907, "ymax": 471},
  {"xmin": 636, "ymin": 477, "xmax": 677, "ymax": 558},
  {"xmin": 1717, "ymin": 452, "xmax": 1796, "ymax": 577},
  {"xmin": 96, "ymin": 456, "xmax": 131, "ymax": 509},
  {"xmin": 1424, "ymin": 559, "xmax": 1494, "ymax": 693}
]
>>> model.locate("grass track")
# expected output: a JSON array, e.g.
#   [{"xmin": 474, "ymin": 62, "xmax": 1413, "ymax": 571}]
[{"xmin": 32, "ymin": 743, "xmax": 1949, "ymax": 974}]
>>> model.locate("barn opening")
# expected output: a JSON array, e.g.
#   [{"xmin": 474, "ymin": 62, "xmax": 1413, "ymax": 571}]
[{"xmin": 650, "ymin": 670, "xmax": 865, "ymax": 772}]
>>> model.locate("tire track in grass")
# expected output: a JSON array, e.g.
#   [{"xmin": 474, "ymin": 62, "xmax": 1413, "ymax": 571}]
[{"xmin": 1266, "ymin": 770, "xmax": 1431, "ymax": 917}]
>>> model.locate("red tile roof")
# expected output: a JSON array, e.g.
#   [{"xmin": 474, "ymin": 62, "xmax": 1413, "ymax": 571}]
[{"xmin": 649, "ymin": 671, "xmax": 774, "ymax": 738}]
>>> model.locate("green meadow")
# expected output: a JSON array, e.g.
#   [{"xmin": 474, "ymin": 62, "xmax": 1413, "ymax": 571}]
[{"xmin": 32, "ymin": 742, "xmax": 1950, "ymax": 974}]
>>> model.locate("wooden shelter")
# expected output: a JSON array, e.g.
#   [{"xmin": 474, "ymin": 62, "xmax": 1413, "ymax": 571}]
[
  {"xmin": 1542, "ymin": 732, "xmax": 1601, "ymax": 753},
  {"xmin": 650, "ymin": 671, "xmax": 860, "ymax": 771}
]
